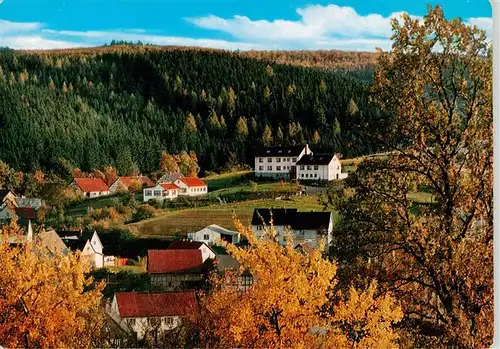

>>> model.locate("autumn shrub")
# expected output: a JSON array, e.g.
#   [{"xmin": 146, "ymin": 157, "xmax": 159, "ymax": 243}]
[{"xmin": 131, "ymin": 204, "xmax": 157, "ymax": 222}]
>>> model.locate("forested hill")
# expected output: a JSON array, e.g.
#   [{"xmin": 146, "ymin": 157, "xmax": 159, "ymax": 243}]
[{"xmin": 0, "ymin": 46, "xmax": 389, "ymax": 175}]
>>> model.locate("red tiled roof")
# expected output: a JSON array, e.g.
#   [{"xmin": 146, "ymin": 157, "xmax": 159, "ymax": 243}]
[
  {"xmin": 160, "ymin": 183, "xmax": 179, "ymax": 190},
  {"xmin": 121, "ymin": 176, "xmax": 154, "ymax": 188},
  {"xmin": 73, "ymin": 178, "xmax": 109, "ymax": 193},
  {"xmin": 177, "ymin": 177, "xmax": 207, "ymax": 188},
  {"xmin": 15, "ymin": 207, "xmax": 36, "ymax": 219},
  {"xmin": 115, "ymin": 291, "xmax": 197, "ymax": 318},
  {"xmin": 147, "ymin": 249, "xmax": 204, "ymax": 274}
]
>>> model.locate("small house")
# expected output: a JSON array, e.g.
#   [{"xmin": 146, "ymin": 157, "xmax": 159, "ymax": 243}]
[
  {"xmin": 60, "ymin": 230, "xmax": 108, "ymax": 269},
  {"xmin": 187, "ymin": 224, "xmax": 240, "ymax": 245},
  {"xmin": 71, "ymin": 178, "xmax": 111, "ymax": 198},
  {"xmin": 157, "ymin": 172, "xmax": 184, "ymax": 184},
  {"xmin": 173, "ymin": 177, "xmax": 208, "ymax": 197},
  {"xmin": 108, "ymin": 291, "xmax": 197, "ymax": 340},
  {"xmin": 147, "ymin": 249, "xmax": 207, "ymax": 290}
]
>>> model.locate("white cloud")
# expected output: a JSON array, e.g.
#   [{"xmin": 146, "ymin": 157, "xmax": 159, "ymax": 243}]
[
  {"xmin": 0, "ymin": 19, "xmax": 41, "ymax": 34},
  {"xmin": 0, "ymin": 5, "xmax": 493, "ymax": 52}
]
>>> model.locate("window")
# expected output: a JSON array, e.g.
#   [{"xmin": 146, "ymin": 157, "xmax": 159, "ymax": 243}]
[
  {"xmin": 337, "ymin": 166, "xmax": 340, "ymax": 170},
  {"xmin": 292, "ymin": 158, "xmax": 297, "ymax": 162},
  {"xmin": 154, "ymin": 190, "xmax": 162, "ymax": 196},
  {"xmin": 287, "ymin": 158, "xmax": 290, "ymax": 162},
  {"xmin": 306, "ymin": 174, "xmax": 309, "ymax": 178},
  {"xmin": 315, "ymin": 174, "xmax": 318, "ymax": 178},
  {"xmin": 277, "ymin": 166, "xmax": 281, "ymax": 171},
  {"xmin": 165, "ymin": 317, "xmax": 174, "ymax": 326},
  {"xmin": 93, "ymin": 240, "xmax": 96, "ymax": 245},
  {"xmin": 301, "ymin": 174, "xmax": 304, "ymax": 178},
  {"xmin": 277, "ymin": 158, "xmax": 281, "ymax": 163},
  {"xmin": 268, "ymin": 166, "xmax": 272, "ymax": 171},
  {"xmin": 126, "ymin": 318, "xmax": 134, "ymax": 326},
  {"xmin": 314, "ymin": 165, "xmax": 319, "ymax": 170},
  {"xmin": 283, "ymin": 158, "xmax": 286, "ymax": 162},
  {"xmin": 203, "ymin": 234, "xmax": 210, "ymax": 240},
  {"xmin": 259, "ymin": 166, "xmax": 264, "ymax": 171},
  {"xmin": 145, "ymin": 190, "xmax": 152, "ymax": 196},
  {"xmin": 307, "ymin": 166, "xmax": 312, "ymax": 170},
  {"xmin": 267, "ymin": 158, "xmax": 272, "ymax": 163},
  {"xmin": 300, "ymin": 165, "xmax": 305, "ymax": 170},
  {"xmin": 259, "ymin": 158, "xmax": 263, "ymax": 163}
]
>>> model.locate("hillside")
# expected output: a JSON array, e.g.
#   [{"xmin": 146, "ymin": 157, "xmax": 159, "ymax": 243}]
[{"xmin": 0, "ymin": 45, "xmax": 390, "ymax": 175}]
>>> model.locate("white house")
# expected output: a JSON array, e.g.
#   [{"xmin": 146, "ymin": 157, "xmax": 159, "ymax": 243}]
[
  {"xmin": 143, "ymin": 183, "xmax": 179, "ymax": 202},
  {"xmin": 187, "ymin": 224, "xmax": 241, "ymax": 245},
  {"xmin": 251, "ymin": 208, "xmax": 334, "ymax": 248},
  {"xmin": 254, "ymin": 144, "xmax": 311, "ymax": 179},
  {"xmin": 173, "ymin": 177, "xmax": 208, "ymax": 197},
  {"xmin": 71, "ymin": 178, "xmax": 111, "ymax": 198},
  {"xmin": 296, "ymin": 153, "xmax": 348, "ymax": 181},
  {"xmin": 168, "ymin": 240, "xmax": 217, "ymax": 261},
  {"xmin": 109, "ymin": 291, "xmax": 197, "ymax": 340},
  {"xmin": 60, "ymin": 231, "xmax": 109, "ymax": 269}
]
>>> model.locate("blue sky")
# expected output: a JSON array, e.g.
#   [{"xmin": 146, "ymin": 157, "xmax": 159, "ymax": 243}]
[{"xmin": 0, "ymin": 0, "xmax": 493, "ymax": 51}]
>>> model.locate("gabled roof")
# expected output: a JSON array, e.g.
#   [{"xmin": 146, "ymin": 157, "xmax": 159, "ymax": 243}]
[
  {"xmin": 73, "ymin": 178, "xmax": 109, "ymax": 193},
  {"xmin": 160, "ymin": 183, "xmax": 180, "ymax": 190},
  {"xmin": 15, "ymin": 207, "xmax": 36, "ymax": 220},
  {"xmin": 147, "ymin": 249, "xmax": 204, "ymax": 274},
  {"xmin": 115, "ymin": 291, "xmax": 197, "ymax": 318},
  {"xmin": 157, "ymin": 172, "xmax": 184, "ymax": 184},
  {"xmin": 120, "ymin": 176, "xmax": 154, "ymax": 188},
  {"xmin": 168, "ymin": 240, "xmax": 205, "ymax": 250},
  {"xmin": 255, "ymin": 145, "xmax": 307, "ymax": 157},
  {"xmin": 251, "ymin": 208, "xmax": 332, "ymax": 231},
  {"xmin": 296, "ymin": 154, "xmax": 336, "ymax": 166},
  {"xmin": 196, "ymin": 224, "xmax": 240, "ymax": 236},
  {"xmin": 36, "ymin": 230, "xmax": 69, "ymax": 255},
  {"xmin": 176, "ymin": 177, "xmax": 207, "ymax": 188},
  {"xmin": 0, "ymin": 189, "xmax": 15, "ymax": 202}
]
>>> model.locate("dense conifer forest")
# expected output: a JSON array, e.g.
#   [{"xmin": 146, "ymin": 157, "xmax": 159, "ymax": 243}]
[{"xmin": 0, "ymin": 45, "xmax": 389, "ymax": 175}]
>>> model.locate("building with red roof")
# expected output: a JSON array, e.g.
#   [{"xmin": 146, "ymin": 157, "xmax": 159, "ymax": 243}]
[
  {"xmin": 109, "ymin": 291, "xmax": 197, "ymax": 340},
  {"xmin": 109, "ymin": 176, "xmax": 154, "ymax": 193},
  {"xmin": 71, "ymin": 178, "xmax": 111, "ymax": 198},
  {"xmin": 173, "ymin": 177, "xmax": 208, "ymax": 197},
  {"xmin": 147, "ymin": 249, "xmax": 208, "ymax": 290},
  {"xmin": 167, "ymin": 240, "xmax": 216, "ymax": 262}
]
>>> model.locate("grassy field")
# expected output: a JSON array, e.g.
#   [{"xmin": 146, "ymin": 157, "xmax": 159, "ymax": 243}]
[
  {"xmin": 65, "ymin": 192, "xmax": 142, "ymax": 217},
  {"xmin": 203, "ymin": 170, "xmax": 253, "ymax": 191},
  {"xmin": 127, "ymin": 195, "xmax": 328, "ymax": 237}
]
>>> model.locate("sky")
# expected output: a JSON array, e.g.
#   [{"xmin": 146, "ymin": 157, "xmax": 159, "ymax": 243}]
[{"xmin": 0, "ymin": 0, "xmax": 493, "ymax": 51}]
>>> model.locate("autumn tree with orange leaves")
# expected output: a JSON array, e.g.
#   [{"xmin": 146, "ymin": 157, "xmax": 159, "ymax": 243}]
[
  {"xmin": 0, "ymin": 220, "xmax": 105, "ymax": 348},
  {"xmin": 190, "ymin": 220, "xmax": 403, "ymax": 348},
  {"xmin": 322, "ymin": 6, "xmax": 492, "ymax": 348}
]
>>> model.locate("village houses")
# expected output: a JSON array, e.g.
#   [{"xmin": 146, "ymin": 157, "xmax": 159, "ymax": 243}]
[
  {"xmin": 251, "ymin": 208, "xmax": 334, "ymax": 248},
  {"xmin": 143, "ymin": 177, "xmax": 208, "ymax": 202}
]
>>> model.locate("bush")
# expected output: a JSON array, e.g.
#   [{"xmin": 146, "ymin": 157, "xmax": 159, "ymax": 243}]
[{"xmin": 131, "ymin": 204, "xmax": 156, "ymax": 222}]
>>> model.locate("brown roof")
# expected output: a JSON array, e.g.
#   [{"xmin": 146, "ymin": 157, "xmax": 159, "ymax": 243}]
[
  {"xmin": 147, "ymin": 249, "xmax": 204, "ymax": 274},
  {"xmin": 115, "ymin": 291, "xmax": 197, "ymax": 318},
  {"xmin": 73, "ymin": 178, "xmax": 109, "ymax": 193},
  {"xmin": 177, "ymin": 177, "xmax": 207, "ymax": 188},
  {"xmin": 120, "ymin": 176, "xmax": 154, "ymax": 188}
]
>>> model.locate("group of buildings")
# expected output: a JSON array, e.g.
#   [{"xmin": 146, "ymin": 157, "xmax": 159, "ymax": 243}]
[
  {"xmin": 70, "ymin": 173, "xmax": 209, "ymax": 203},
  {"xmin": 254, "ymin": 144, "xmax": 348, "ymax": 181}
]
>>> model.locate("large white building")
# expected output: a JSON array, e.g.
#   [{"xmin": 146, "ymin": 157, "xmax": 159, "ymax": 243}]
[
  {"xmin": 296, "ymin": 153, "xmax": 348, "ymax": 181},
  {"xmin": 254, "ymin": 144, "xmax": 311, "ymax": 179},
  {"xmin": 251, "ymin": 208, "xmax": 334, "ymax": 248}
]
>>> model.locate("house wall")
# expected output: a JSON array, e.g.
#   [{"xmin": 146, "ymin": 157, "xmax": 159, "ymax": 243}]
[
  {"xmin": 187, "ymin": 230, "xmax": 221, "ymax": 245},
  {"xmin": 0, "ymin": 205, "xmax": 12, "ymax": 220},
  {"xmin": 254, "ymin": 147, "xmax": 311, "ymax": 178},
  {"xmin": 81, "ymin": 241, "xmax": 104, "ymax": 269},
  {"xmin": 109, "ymin": 180, "xmax": 124, "ymax": 193},
  {"xmin": 251, "ymin": 222, "xmax": 332, "ymax": 249},
  {"xmin": 297, "ymin": 163, "xmax": 332, "ymax": 181},
  {"xmin": 87, "ymin": 191, "xmax": 111, "ymax": 198},
  {"xmin": 143, "ymin": 185, "xmax": 179, "ymax": 202},
  {"xmin": 199, "ymin": 244, "xmax": 216, "ymax": 261}
]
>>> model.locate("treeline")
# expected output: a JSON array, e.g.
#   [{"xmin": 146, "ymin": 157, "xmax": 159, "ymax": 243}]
[{"xmin": 0, "ymin": 47, "xmax": 389, "ymax": 175}]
